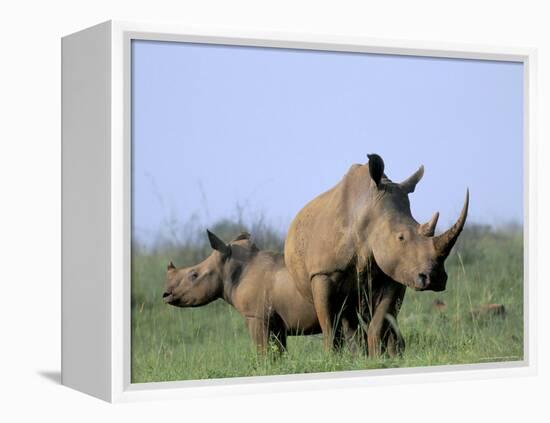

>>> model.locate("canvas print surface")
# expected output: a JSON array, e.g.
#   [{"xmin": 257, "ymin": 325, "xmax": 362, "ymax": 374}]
[{"xmin": 131, "ymin": 40, "xmax": 523, "ymax": 383}]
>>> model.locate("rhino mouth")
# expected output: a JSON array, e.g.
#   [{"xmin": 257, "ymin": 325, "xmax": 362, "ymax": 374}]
[
  {"xmin": 163, "ymin": 293, "xmax": 198, "ymax": 307},
  {"xmin": 162, "ymin": 292, "xmax": 177, "ymax": 305}
]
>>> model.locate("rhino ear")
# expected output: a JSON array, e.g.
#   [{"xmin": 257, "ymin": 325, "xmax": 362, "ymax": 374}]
[
  {"xmin": 167, "ymin": 260, "xmax": 176, "ymax": 271},
  {"xmin": 367, "ymin": 153, "xmax": 385, "ymax": 188},
  {"xmin": 399, "ymin": 165, "xmax": 424, "ymax": 194},
  {"xmin": 207, "ymin": 229, "xmax": 231, "ymax": 257}
]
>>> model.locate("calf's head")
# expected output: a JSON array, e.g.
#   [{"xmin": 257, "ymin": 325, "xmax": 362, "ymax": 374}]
[
  {"xmin": 365, "ymin": 154, "xmax": 468, "ymax": 292},
  {"xmin": 163, "ymin": 230, "xmax": 257, "ymax": 307}
]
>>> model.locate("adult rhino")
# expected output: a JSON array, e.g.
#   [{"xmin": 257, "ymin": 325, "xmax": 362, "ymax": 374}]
[{"xmin": 284, "ymin": 154, "xmax": 468, "ymax": 356}]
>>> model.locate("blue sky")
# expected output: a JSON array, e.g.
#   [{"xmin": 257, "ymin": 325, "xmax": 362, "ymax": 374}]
[{"xmin": 131, "ymin": 40, "xmax": 523, "ymax": 243}]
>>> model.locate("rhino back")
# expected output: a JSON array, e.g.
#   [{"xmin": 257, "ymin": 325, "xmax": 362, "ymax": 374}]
[
  {"xmin": 232, "ymin": 250, "xmax": 320, "ymax": 334},
  {"xmin": 284, "ymin": 163, "xmax": 370, "ymax": 298},
  {"xmin": 231, "ymin": 252, "xmax": 279, "ymax": 319}
]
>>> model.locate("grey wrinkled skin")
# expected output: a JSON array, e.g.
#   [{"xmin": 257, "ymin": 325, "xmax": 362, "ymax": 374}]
[{"xmin": 284, "ymin": 153, "xmax": 468, "ymax": 355}]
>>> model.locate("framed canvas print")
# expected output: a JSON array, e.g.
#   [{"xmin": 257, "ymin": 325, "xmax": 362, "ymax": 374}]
[{"xmin": 61, "ymin": 20, "xmax": 537, "ymax": 402}]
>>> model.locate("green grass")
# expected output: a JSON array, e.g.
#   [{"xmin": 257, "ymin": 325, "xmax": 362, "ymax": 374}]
[{"xmin": 131, "ymin": 224, "xmax": 523, "ymax": 383}]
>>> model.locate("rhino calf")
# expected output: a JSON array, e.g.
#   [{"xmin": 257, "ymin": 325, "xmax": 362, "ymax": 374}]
[{"xmin": 162, "ymin": 230, "xmax": 322, "ymax": 354}]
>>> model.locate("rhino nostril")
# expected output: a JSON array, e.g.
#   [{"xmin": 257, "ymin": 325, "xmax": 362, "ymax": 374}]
[
  {"xmin": 162, "ymin": 292, "xmax": 171, "ymax": 298},
  {"xmin": 416, "ymin": 273, "xmax": 428, "ymax": 289}
]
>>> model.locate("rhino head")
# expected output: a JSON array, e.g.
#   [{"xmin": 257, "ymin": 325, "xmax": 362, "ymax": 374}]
[
  {"xmin": 162, "ymin": 230, "xmax": 257, "ymax": 306},
  {"xmin": 364, "ymin": 154, "xmax": 468, "ymax": 292}
]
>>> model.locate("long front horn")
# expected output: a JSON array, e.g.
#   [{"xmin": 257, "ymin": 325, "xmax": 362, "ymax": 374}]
[
  {"xmin": 419, "ymin": 212, "xmax": 440, "ymax": 237},
  {"xmin": 434, "ymin": 189, "xmax": 469, "ymax": 258}
]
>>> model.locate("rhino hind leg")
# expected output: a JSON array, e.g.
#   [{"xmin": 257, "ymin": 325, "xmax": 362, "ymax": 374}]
[
  {"xmin": 268, "ymin": 314, "xmax": 287, "ymax": 355},
  {"xmin": 246, "ymin": 317, "xmax": 270, "ymax": 355},
  {"xmin": 269, "ymin": 327, "xmax": 287, "ymax": 355},
  {"xmin": 246, "ymin": 315, "xmax": 288, "ymax": 356}
]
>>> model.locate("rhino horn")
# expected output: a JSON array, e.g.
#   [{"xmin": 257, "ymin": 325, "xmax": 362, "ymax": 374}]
[
  {"xmin": 434, "ymin": 189, "xmax": 469, "ymax": 258},
  {"xmin": 419, "ymin": 211, "xmax": 440, "ymax": 237},
  {"xmin": 399, "ymin": 165, "xmax": 424, "ymax": 194}
]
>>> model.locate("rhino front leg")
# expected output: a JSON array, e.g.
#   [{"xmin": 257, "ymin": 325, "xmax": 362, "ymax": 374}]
[
  {"xmin": 383, "ymin": 314, "xmax": 405, "ymax": 357},
  {"xmin": 311, "ymin": 272, "xmax": 344, "ymax": 351},
  {"xmin": 365, "ymin": 278, "xmax": 406, "ymax": 357},
  {"xmin": 367, "ymin": 304, "xmax": 389, "ymax": 357},
  {"xmin": 311, "ymin": 275, "xmax": 333, "ymax": 351},
  {"xmin": 383, "ymin": 282, "xmax": 407, "ymax": 357},
  {"xmin": 383, "ymin": 285, "xmax": 406, "ymax": 357},
  {"xmin": 367, "ymin": 287, "xmax": 398, "ymax": 358}
]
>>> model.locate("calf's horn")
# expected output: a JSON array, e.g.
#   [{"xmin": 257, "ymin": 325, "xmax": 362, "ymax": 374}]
[
  {"xmin": 419, "ymin": 212, "xmax": 440, "ymax": 237},
  {"xmin": 434, "ymin": 189, "xmax": 469, "ymax": 258}
]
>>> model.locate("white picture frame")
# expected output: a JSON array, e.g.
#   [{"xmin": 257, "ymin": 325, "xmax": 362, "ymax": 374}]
[{"xmin": 61, "ymin": 20, "xmax": 537, "ymax": 403}]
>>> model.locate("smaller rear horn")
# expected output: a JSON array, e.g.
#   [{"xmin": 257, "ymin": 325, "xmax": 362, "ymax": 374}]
[{"xmin": 419, "ymin": 212, "xmax": 440, "ymax": 237}]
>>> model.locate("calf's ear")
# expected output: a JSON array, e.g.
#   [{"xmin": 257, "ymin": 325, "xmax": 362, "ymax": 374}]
[
  {"xmin": 367, "ymin": 153, "xmax": 385, "ymax": 187},
  {"xmin": 167, "ymin": 260, "xmax": 176, "ymax": 271},
  {"xmin": 207, "ymin": 229, "xmax": 231, "ymax": 257}
]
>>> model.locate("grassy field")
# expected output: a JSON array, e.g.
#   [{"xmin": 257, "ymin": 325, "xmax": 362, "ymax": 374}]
[{"xmin": 131, "ymin": 222, "xmax": 523, "ymax": 383}]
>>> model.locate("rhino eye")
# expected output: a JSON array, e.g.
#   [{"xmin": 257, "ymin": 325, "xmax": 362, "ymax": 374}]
[
  {"xmin": 398, "ymin": 234, "xmax": 405, "ymax": 242},
  {"xmin": 190, "ymin": 271, "xmax": 199, "ymax": 281}
]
